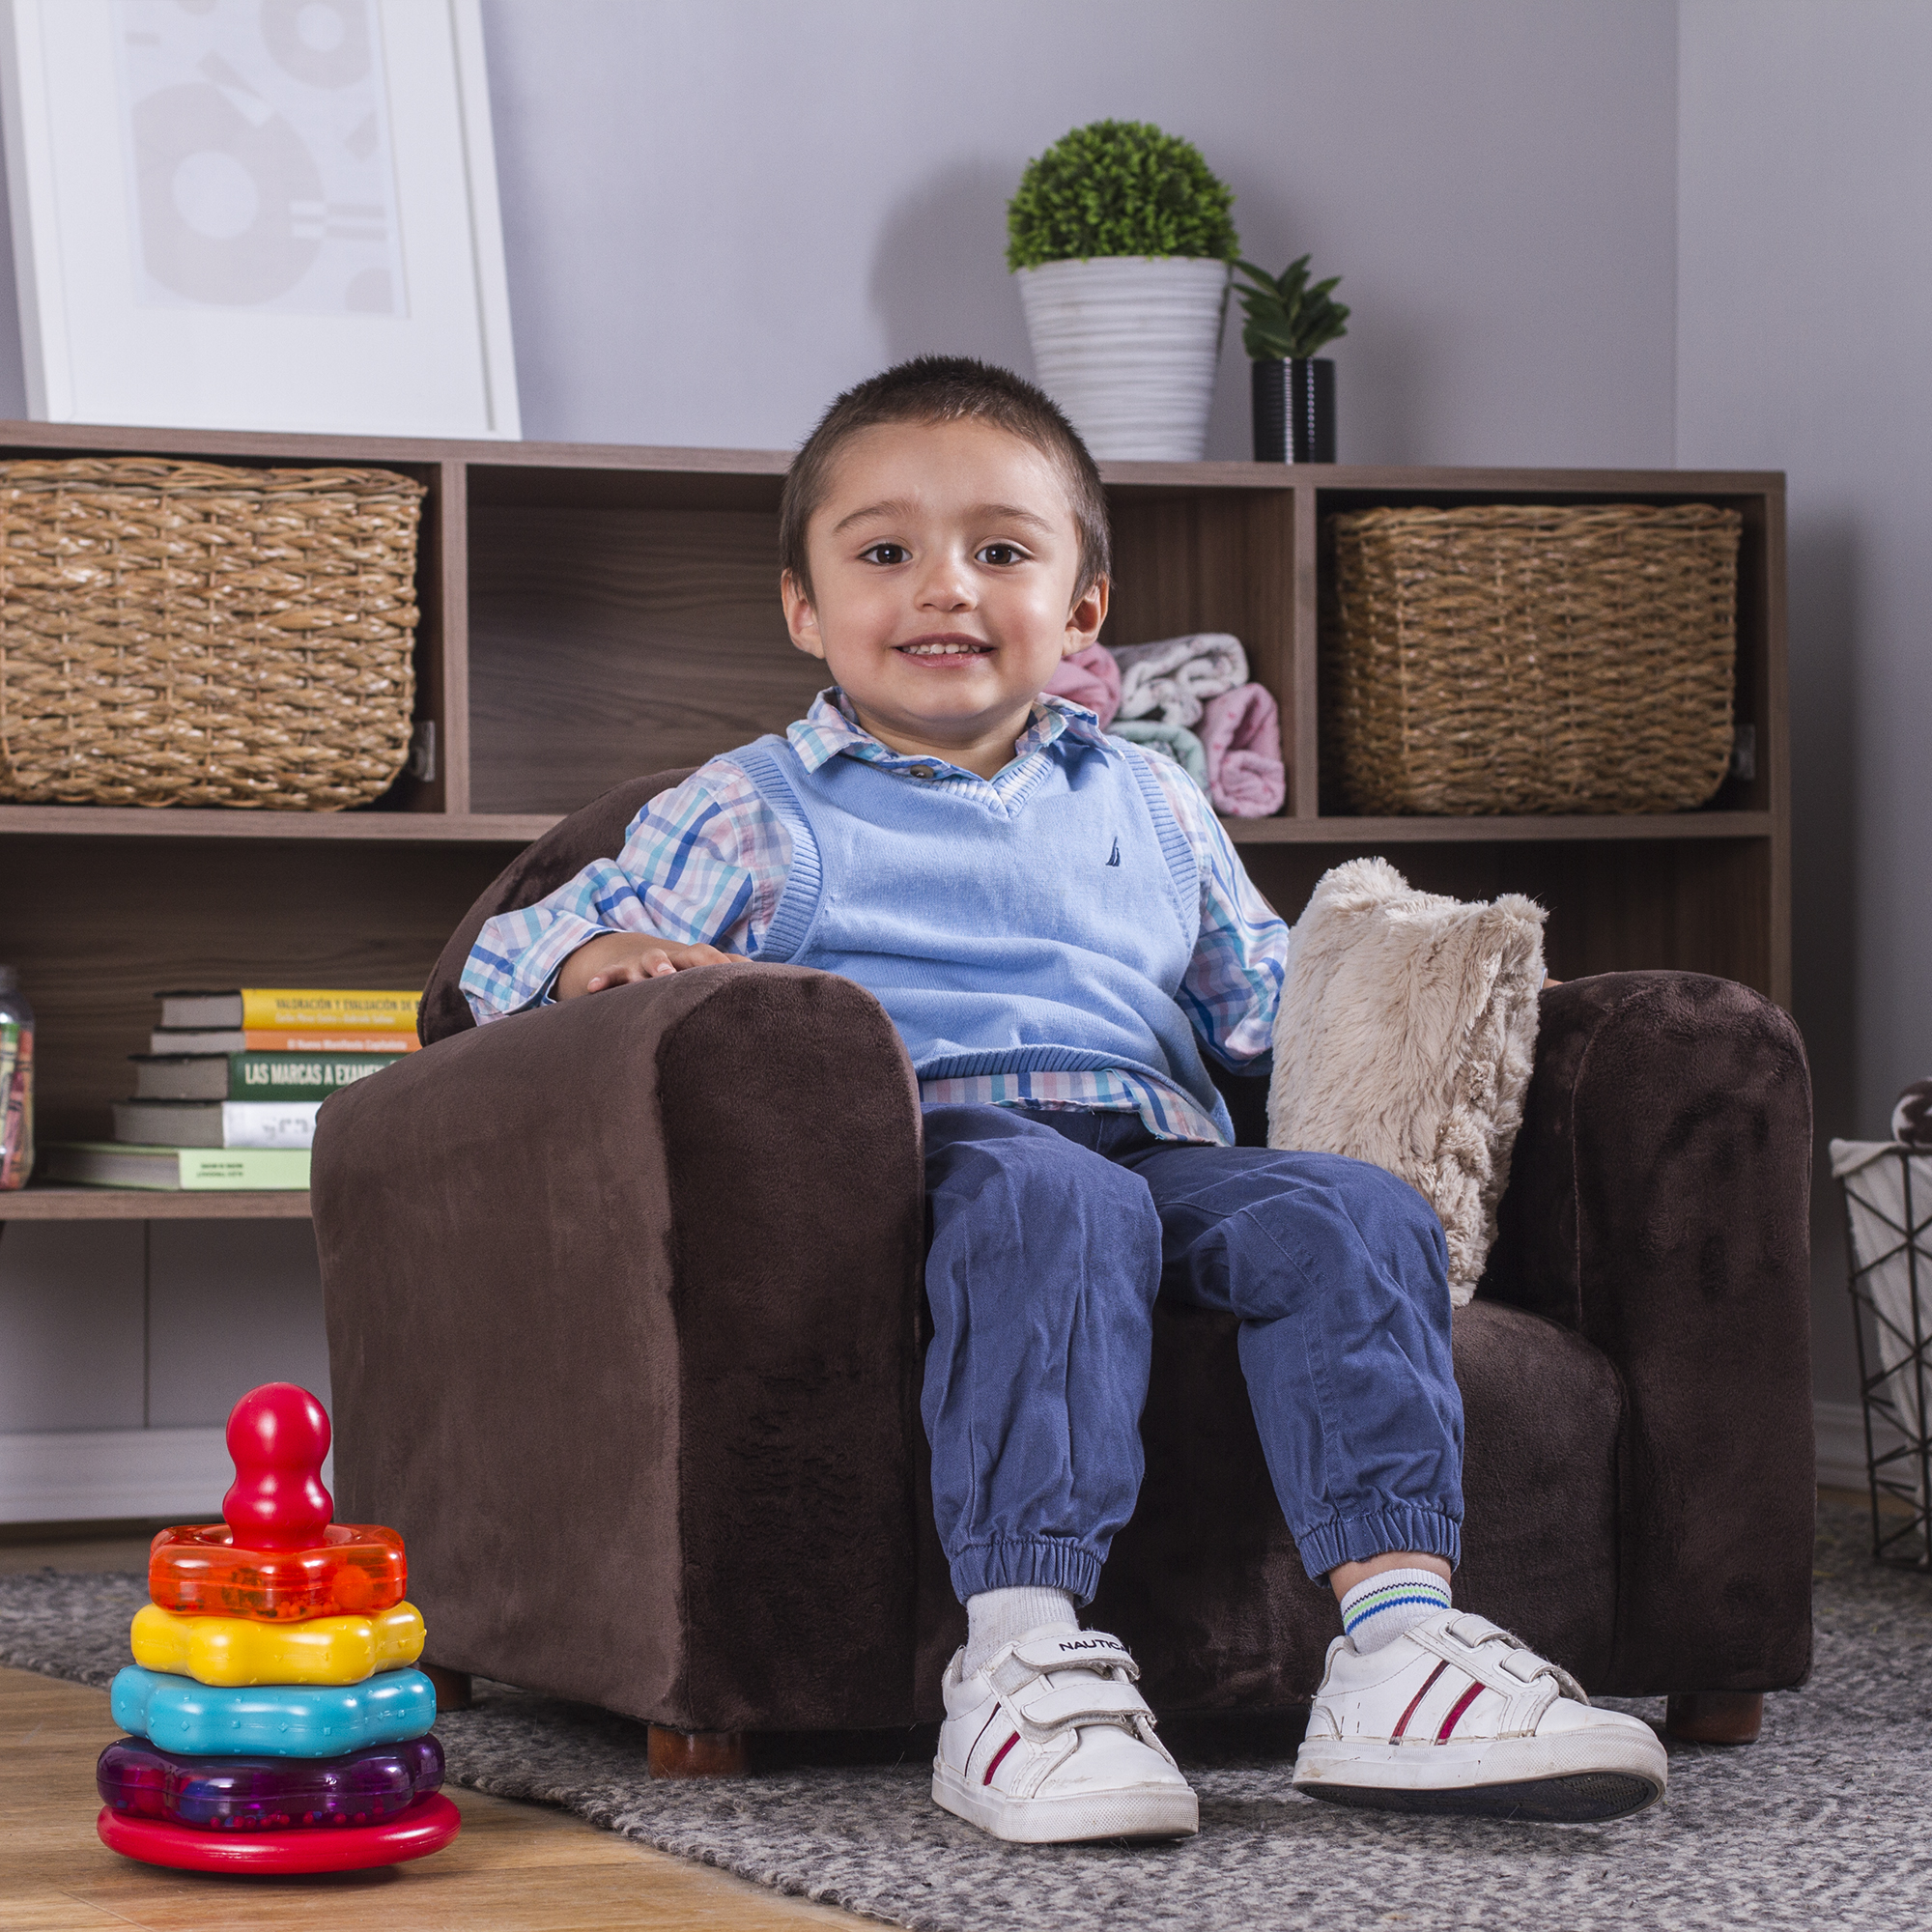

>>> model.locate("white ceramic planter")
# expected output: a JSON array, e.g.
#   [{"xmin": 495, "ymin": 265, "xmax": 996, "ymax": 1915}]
[{"xmin": 1015, "ymin": 255, "xmax": 1231, "ymax": 462}]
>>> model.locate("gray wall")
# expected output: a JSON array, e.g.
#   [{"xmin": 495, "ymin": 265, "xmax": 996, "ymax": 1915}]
[
  {"xmin": 0, "ymin": 1220, "xmax": 328, "ymax": 1433},
  {"xmin": 1677, "ymin": 0, "xmax": 1932, "ymax": 1400},
  {"xmin": 0, "ymin": 0, "xmax": 1685, "ymax": 1454},
  {"xmin": 478, "ymin": 0, "xmax": 1680, "ymax": 465}
]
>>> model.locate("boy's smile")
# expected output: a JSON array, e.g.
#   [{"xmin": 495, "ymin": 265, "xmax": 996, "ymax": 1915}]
[{"xmin": 781, "ymin": 418, "xmax": 1108, "ymax": 781}]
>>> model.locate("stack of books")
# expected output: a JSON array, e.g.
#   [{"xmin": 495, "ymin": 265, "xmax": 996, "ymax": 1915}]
[{"xmin": 44, "ymin": 988, "xmax": 420, "ymax": 1191}]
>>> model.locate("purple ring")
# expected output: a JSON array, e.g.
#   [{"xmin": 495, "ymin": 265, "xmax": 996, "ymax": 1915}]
[{"xmin": 97, "ymin": 1734, "xmax": 444, "ymax": 1832}]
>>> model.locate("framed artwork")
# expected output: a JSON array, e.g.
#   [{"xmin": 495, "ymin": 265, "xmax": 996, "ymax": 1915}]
[{"xmin": 0, "ymin": 0, "xmax": 519, "ymax": 437}]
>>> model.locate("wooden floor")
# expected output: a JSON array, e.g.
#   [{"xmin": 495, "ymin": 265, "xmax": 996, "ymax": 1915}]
[{"xmin": 2, "ymin": 1640, "xmax": 861, "ymax": 1930}]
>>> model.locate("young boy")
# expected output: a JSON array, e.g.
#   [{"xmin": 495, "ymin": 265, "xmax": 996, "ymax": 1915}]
[{"xmin": 462, "ymin": 357, "xmax": 1667, "ymax": 1842}]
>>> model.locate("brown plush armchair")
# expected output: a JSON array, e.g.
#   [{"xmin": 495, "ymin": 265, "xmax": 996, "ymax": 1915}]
[{"xmin": 313, "ymin": 770, "xmax": 1815, "ymax": 1758}]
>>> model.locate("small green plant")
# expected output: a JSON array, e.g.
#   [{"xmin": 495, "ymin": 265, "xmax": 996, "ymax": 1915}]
[
  {"xmin": 1233, "ymin": 255, "xmax": 1350, "ymax": 360},
  {"xmin": 1006, "ymin": 120, "xmax": 1237, "ymax": 271}
]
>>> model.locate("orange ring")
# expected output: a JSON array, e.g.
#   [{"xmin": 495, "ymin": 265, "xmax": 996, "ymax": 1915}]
[{"xmin": 149, "ymin": 1524, "xmax": 406, "ymax": 1622}]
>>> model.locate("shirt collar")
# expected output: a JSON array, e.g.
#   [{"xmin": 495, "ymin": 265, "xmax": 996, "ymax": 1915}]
[{"xmin": 785, "ymin": 687, "xmax": 1113, "ymax": 776}]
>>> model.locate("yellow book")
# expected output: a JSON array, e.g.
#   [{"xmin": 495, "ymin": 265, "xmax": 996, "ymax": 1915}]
[
  {"xmin": 157, "ymin": 989, "xmax": 421, "ymax": 1034},
  {"xmin": 241, "ymin": 989, "xmax": 419, "ymax": 1032}
]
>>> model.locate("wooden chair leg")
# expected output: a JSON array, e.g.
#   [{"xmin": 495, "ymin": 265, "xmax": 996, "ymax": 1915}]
[
  {"xmin": 420, "ymin": 1662, "xmax": 473, "ymax": 1713},
  {"xmin": 1664, "ymin": 1690, "xmax": 1763, "ymax": 1744},
  {"xmin": 648, "ymin": 1725, "xmax": 750, "ymax": 1777}
]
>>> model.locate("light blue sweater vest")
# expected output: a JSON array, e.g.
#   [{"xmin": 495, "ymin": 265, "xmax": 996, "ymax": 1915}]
[{"xmin": 732, "ymin": 732, "xmax": 1235, "ymax": 1141}]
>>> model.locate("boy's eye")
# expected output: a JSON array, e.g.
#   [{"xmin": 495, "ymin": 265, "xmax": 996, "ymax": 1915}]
[
  {"xmin": 978, "ymin": 542, "xmax": 1029, "ymax": 566},
  {"xmin": 859, "ymin": 542, "xmax": 909, "ymax": 566}
]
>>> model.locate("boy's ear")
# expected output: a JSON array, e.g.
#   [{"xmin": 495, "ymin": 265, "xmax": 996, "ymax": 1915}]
[
  {"xmin": 781, "ymin": 569, "xmax": 827, "ymax": 661},
  {"xmin": 1065, "ymin": 576, "xmax": 1109, "ymax": 654}
]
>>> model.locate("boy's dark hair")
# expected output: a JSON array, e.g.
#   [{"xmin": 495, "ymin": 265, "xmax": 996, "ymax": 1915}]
[{"xmin": 779, "ymin": 356, "xmax": 1111, "ymax": 605}]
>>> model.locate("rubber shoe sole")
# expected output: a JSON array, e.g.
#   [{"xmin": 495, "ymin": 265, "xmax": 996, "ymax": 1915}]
[
  {"xmin": 1298, "ymin": 1769, "xmax": 1661, "ymax": 1824},
  {"xmin": 1293, "ymin": 1727, "xmax": 1666, "ymax": 1825},
  {"xmin": 931, "ymin": 1764, "xmax": 1199, "ymax": 1843}
]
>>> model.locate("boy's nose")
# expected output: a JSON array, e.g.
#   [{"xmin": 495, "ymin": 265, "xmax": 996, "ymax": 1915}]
[{"xmin": 916, "ymin": 554, "xmax": 976, "ymax": 610}]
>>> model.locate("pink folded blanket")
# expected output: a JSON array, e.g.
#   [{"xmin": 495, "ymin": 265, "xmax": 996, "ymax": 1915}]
[
  {"xmin": 1200, "ymin": 682, "xmax": 1286, "ymax": 817},
  {"xmin": 1043, "ymin": 643, "xmax": 1122, "ymax": 728}
]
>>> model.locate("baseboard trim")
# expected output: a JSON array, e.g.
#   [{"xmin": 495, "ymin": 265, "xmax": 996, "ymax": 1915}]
[
  {"xmin": 1814, "ymin": 1398, "xmax": 1871, "ymax": 1492},
  {"xmin": 0, "ymin": 1428, "xmax": 335, "ymax": 1524},
  {"xmin": 0, "ymin": 1409, "xmax": 1889, "ymax": 1525},
  {"xmin": 0, "ymin": 1427, "xmax": 229, "ymax": 1522}
]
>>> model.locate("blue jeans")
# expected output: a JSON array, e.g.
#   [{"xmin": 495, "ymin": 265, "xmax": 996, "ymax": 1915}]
[{"xmin": 921, "ymin": 1102, "xmax": 1463, "ymax": 1605}]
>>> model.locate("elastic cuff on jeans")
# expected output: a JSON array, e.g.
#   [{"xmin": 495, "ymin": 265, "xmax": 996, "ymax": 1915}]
[
  {"xmin": 949, "ymin": 1536, "xmax": 1101, "ymax": 1606},
  {"xmin": 1295, "ymin": 1504, "xmax": 1462, "ymax": 1582}
]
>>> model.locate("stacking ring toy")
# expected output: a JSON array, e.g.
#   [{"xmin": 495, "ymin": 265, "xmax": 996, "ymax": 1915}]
[
  {"xmin": 149, "ymin": 1522, "xmax": 407, "ymax": 1621},
  {"xmin": 111, "ymin": 1664, "xmax": 438, "ymax": 1757},
  {"xmin": 97, "ymin": 1791, "xmax": 462, "ymax": 1873},
  {"xmin": 98, "ymin": 1734, "xmax": 443, "ymax": 1831},
  {"xmin": 96, "ymin": 1385, "xmax": 461, "ymax": 1879},
  {"xmin": 130, "ymin": 1601, "xmax": 425, "ymax": 1686}
]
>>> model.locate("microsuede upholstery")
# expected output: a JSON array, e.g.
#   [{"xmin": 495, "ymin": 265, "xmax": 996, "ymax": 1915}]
[
  {"xmin": 316, "ymin": 789, "xmax": 1815, "ymax": 1731},
  {"xmin": 1482, "ymin": 972, "xmax": 1816, "ymax": 1694},
  {"xmin": 317, "ymin": 963, "xmax": 925, "ymax": 1730}
]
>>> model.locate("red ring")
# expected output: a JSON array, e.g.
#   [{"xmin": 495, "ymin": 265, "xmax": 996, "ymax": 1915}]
[{"xmin": 97, "ymin": 1791, "xmax": 460, "ymax": 1873}]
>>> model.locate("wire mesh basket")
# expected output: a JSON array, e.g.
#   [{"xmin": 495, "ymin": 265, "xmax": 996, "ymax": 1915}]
[{"xmin": 1834, "ymin": 1137, "xmax": 1932, "ymax": 1568}]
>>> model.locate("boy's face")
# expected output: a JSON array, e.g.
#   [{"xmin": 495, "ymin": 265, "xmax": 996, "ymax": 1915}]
[{"xmin": 782, "ymin": 418, "xmax": 1107, "ymax": 765}]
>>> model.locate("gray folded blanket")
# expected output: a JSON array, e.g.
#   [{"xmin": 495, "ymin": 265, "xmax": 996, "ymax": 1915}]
[{"xmin": 1110, "ymin": 633, "xmax": 1249, "ymax": 727}]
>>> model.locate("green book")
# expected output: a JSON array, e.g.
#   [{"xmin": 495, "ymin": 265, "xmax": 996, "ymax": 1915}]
[
  {"xmin": 43, "ymin": 1141, "xmax": 311, "ymax": 1191},
  {"xmin": 131, "ymin": 1051, "xmax": 395, "ymax": 1103}
]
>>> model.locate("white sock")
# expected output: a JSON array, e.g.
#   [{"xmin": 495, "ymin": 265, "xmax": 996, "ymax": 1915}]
[
  {"xmin": 1339, "ymin": 1569, "xmax": 1452, "ymax": 1653},
  {"xmin": 961, "ymin": 1586, "xmax": 1078, "ymax": 1679}
]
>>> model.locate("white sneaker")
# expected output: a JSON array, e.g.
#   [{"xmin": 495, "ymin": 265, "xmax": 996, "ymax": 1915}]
[
  {"xmin": 931, "ymin": 1626, "xmax": 1199, "ymax": 1843},
  {"xmin": 1293, "ymin": 1610, "xmax": 1667, "ymax": 1824}
]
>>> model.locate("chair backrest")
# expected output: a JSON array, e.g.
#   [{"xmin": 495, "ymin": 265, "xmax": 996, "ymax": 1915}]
[{"xmin": 418, "ymin": 768, "xmax": 696, "ymax": 1044}]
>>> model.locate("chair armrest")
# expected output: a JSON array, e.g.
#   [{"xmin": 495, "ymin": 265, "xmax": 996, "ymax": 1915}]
[
  {"xmin": 311, "ymin": 965, "xmax": 926, "ymax": 1731},
  {"xmin": 1481, "ymin": 971, "xmax": 1814, "ymax": 1694}
]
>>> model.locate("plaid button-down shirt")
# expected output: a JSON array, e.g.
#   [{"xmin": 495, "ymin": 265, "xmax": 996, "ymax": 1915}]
[{"xmin": 463, "ymin": 690, "xmax": 1289, "ymax": 1144}]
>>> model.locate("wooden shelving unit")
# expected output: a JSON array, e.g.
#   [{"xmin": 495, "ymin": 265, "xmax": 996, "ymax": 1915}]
[
  {"xmin": 0, "ymin": 422, "xmax": 1788, "ymax": 1222},
  {"xmin": 0, "ymin": 1187, "xmax": 310, "ymax": 1220}
]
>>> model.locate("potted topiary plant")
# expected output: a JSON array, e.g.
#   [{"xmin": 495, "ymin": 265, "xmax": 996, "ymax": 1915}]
[
  {"xmin": 1008, "ymin": 121, "xmax": 1237, "ymax": 462},
  {"xmin": 1234, "ymin": 254, "xmax": 1349, "ymax": 463}
]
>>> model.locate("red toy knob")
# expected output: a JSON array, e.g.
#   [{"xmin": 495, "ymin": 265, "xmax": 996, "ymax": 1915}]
[{"xmin": 221, "ymin": 1384, "xmax": 332, "ymax": 1551}]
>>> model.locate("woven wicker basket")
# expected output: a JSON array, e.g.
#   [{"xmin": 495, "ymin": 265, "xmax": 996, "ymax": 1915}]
[
  {"xmin": 0, "ymin": 458, "xmax": 425, "ymax": 810},
  {"xmin": 1321, "ymin": 502, "xmax": 1742, "ymax": 815}
]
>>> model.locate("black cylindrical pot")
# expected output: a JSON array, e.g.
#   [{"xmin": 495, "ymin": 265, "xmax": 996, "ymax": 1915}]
[{"xmin": 1251, "ymin": 357, "xmax": 1335, "ymax": 463}]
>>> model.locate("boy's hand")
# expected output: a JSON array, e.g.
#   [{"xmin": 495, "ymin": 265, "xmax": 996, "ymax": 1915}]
[{"xmin": 556, "ymin": 932, "xmax": 743, "ymax": 1000}]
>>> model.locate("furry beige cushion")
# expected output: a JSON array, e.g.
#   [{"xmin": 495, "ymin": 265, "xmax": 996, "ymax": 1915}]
[{"xmin": 1267, "ymin": 858, "xmax": 1546, "ymax": 1304}]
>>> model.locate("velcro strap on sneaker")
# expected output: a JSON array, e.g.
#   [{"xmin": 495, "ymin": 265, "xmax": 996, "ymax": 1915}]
[
  {"xmin": 1419, "ymin": 1615, "xmax": 1588, "ymax": 1705},
  {"xmin": 1011, "ymin": 1678, "xmax": 1154, "ymax": 1732},
  {"xmin": 1006, "ymin": 1632, "xmax": 1139, "ymax": 1678}
]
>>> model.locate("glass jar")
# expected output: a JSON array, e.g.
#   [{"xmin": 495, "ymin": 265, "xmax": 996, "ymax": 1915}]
[{"xmin": 0, "ymin": 966, "xmax": 35, "ymax": 1190}]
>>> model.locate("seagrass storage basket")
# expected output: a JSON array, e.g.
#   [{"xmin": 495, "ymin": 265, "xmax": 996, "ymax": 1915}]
[
  {"xmin": 0, "ymin": 458, "xmax": 425, "ymax": 810},
  {"xmin": 1321, "ymin": 502, "xmax": 1742, "ymax": 815}
]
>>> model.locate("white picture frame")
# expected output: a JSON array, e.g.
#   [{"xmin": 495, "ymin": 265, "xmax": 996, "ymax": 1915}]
[{"xmin": 0, "ymin": 0, "xmax": 519, "ymax": 438}]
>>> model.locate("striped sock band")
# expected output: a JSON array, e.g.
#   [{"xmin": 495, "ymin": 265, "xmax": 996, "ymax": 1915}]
[{"xmin": 1339, "ymin": 1569, "xmax": 1452, "ymax": 1654}]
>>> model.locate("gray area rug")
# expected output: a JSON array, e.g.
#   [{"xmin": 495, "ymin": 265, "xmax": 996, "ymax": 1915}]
[{"xmin": 6, "ymin": 1501, "xmax": 1928, "ymax": 1932}]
